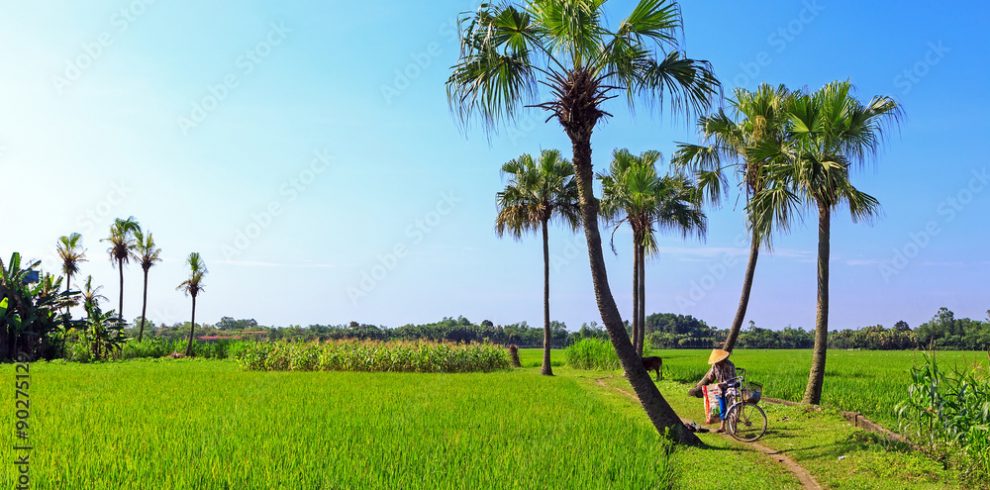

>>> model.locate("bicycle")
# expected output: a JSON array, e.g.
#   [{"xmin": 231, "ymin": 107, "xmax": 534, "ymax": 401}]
[{"xmin": 720, "ymin": 372, "xmax": 768, "ymax": 442}]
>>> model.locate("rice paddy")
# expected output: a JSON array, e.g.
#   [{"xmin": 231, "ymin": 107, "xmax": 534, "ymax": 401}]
[{"xmin": 1, "ymin": 359, "xmax": 794, "ymax": 489}]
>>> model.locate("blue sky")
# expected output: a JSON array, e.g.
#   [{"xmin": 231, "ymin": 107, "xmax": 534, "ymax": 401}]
[{"xmin": 1, "ymin": 1, "xmax": 987, "ymax": 331}]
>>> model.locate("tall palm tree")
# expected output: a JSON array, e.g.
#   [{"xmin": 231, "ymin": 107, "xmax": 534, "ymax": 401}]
[
  {"xmin": 177, "ymin": 252, "xmax": 207, "ymax": 357},
  {"xmin": 56, "ymin": 233, "xmax": 86, "ymax": 293},
  {"xmin": 132, "ymin": 230, "xmax": 162, "ymax": 342},
  {"xmin": 447, "ymin": 0, "xmax": 718, "ymax": 444},
  {"xmin": 600, "ymin": 149, "xmax": 706, "ymax": 356},
  {"xmin": 753, "ymin": 81, "xmax": 900, "ymax": 404},
  {"xmin": 104, "ymin": 217, "xmax": 140, "ymax": 320},
  {"xmin": 496, "ymin": 149, "xmax": 580, "ymax": 376},
  {"xmin": 673, "ymin": 84, "xmax": 795, "ymax": 352}
]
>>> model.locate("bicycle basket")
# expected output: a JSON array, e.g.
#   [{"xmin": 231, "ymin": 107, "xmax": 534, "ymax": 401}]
[{"xmin": 743, "ymin": 381, "xmax": 763, "ymax": 404}]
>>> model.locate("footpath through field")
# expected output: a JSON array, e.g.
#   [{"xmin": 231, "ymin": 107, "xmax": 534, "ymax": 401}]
[{"xmin": 578, "ymin": 371, "xmax": 962, "ymax": 490}]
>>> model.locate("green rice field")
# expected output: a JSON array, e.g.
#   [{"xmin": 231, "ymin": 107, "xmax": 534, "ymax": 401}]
[
  {"xmin": 3, "ymin": 349, "xmax": 984, "ymax": 488},
  {"xmin": 1, "ymin": 359, "xmax": 795, "ymax": 489}
]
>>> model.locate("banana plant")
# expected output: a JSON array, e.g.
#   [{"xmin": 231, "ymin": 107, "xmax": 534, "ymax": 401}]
[{"xmin": 0, "ymin": 252, "xmax": 80, "ymax": 360}]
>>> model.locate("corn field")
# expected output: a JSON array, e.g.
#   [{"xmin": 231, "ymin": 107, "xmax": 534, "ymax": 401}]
[{"xmin": 236, "ymin": 340, "xmax": 511, "ymax": 373}]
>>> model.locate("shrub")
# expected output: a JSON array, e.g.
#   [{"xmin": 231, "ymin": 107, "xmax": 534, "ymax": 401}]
[
  {"xmin": 897, "ymin": 353, "xmax": 990, "ymax": 486},
  {"xmin": 565, "ymin": 338, "xmax": 620, "ymax": 370},
  {"xmin": 236, "ymin": 340, "xmax": 511, "ymax": 373}
]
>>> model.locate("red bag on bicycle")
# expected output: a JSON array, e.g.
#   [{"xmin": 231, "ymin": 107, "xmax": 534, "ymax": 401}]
[{"xmin": 702, "ymin": 384, "xmax": 722, "ymax": 424}]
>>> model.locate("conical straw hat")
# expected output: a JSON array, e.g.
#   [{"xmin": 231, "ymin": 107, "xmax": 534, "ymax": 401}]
[{"xmin": 708, "ymin": 349, "xmax": 730, "ymax": 365}]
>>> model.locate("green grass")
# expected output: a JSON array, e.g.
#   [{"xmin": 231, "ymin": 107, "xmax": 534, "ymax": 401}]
[
  {"xmin": 594, "ymin": 375, "xmax": 963, "ymax": 489},
  {"xmin": 1, "ymin": 359, "xmax": 797, "ymax": 489},
  {"xmin": 8, "ymin": 348, "xmax": 982, "ymax": 488},
  {"xmin": 535, "ymin": 346, "xmax": 988, "ymax": 429},
  {"xmin": 652, "ymin": 349, "xmax": 989, "ymax": 429}
]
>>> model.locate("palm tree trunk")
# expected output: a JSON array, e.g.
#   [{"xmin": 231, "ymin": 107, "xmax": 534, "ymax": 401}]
[
  {"xmin": 186, "ymin": 295, "xmax": 197, "ymax": 357},
  {"xmin": 723, "ymin": 231, "xmax": 761, "ymax": 352},
  {"xmin": 139, "ymin": 268, "xmax": 149, "ymax": 342},
  {"xmin": 117, "ymin": 259, "xmax": 125, "ymax": 320},
  {"xmin": 803, "ymin": 203, "xmax": 831, "ymax": 404},
  {"xmin": 638, "ymin": 244, "xmax": 646, "ymax": 356},
  {"xmin": 568, "ymin": 132, "xmax": 700, "ymax": 445},
  {"xmin": 541, "ymin": 218, "xmax": 553, "ymax": 376},
  {"xmin": 65, "ymin": 274, "xmax": 71, "ymax": 316},
  {"xmin": 630, "ymin": 234, "xmax": 640, "ymax": 352}
]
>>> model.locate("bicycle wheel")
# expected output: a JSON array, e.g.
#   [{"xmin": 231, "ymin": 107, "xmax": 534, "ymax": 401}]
[{"xmin": 727, "ymin": 402, "xmax": 767, "ymax": 442}]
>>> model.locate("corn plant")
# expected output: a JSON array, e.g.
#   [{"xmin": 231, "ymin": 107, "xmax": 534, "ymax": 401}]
[
  {"xmin": 237, "ymin": 340, "xmax": 511, "ymax": 373},
  {"xmin": 564, "ymin": 338, "xmax": 621, "ymax": 370},
  {"xmin": 897, "ymin": 353, "xmax": 990, "ymax": 485}
]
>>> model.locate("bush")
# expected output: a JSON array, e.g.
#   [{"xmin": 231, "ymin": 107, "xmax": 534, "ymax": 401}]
[
  {"xmin": 565, "ymin": 338, "xmax": 620, "ymax": 370},
  {"xmin": 236, "ymin": 340, "xmax": 511, "ymax": 373},
  {"xmin": 59, "ymin": 338, "xmax": 250, "ymax": 362},
  {"xmin": 897, "ymin": 353, "xmax": 990, "ymax": 486}
]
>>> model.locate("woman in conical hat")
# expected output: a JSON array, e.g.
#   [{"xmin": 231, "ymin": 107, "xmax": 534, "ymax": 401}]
[{"xmin": 697, "ymin": 349, "xmax": 737, "ymax": 432}]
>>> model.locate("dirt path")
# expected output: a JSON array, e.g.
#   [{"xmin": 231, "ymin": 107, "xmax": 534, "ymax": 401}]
[{"xmin": 594, "ymin": 377, "xmax": 823, "ymax": 490}]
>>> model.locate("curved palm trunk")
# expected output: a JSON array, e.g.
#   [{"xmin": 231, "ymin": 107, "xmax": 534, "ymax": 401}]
[
  {"xmin": 185, "ymin": 295, "xmax": 197, "ymax": 357},
  {"xmin": 138, "ymin": 268, "xmax": 149, "ymax": 342},
  {"xmin": 803, "ymin": 204, "xmax": 831, "ymax": 404},
  {"xmin": 631, "ymin": 231, "xmax": 641, "ymax": 352},
  {"xmin": 541, "ymin": 219, "xmax": 553, "ymax": 376},
  {"xmin": 722, "ymin": 231, "xmax": 761, "ymax": 352},
  {"xmin": 569, "ymin": 133, "xmax": 700, "ymax": 445},
  {"xmin": 638, "ymin": 245, "xmax": 646, "ymax": 356},
  {"xmin": 117, "ymin": 258, "xmax": 125, "ymax": 320}
]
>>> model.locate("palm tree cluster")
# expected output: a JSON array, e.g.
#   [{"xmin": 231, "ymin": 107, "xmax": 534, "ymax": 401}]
[
  {"xmin": 676, "ymin": 81, "xmax": 900, "ymax": 404},
  {"xmin": 449, "ymin": 0, "xmax": 899, "ymax": 439},
  {"xmin": 600, "ymin": 149, "xmax": 706, "ymax": 356},
  {"xmin": 52, "ymin": 218, "xmax": 208, "ymax": 357}
]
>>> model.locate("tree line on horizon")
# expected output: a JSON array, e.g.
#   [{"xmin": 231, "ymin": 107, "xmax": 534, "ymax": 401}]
[{"xmin": 129, "ymin": 308, "xmax": 990, "ymax": 352}]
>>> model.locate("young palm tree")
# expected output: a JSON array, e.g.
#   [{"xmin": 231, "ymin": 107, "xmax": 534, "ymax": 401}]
[
  {"xmin": 81, "ymin": 275, "xmax": 108, "ymax": 311},
  {"xmin": 673, "ymin": 84, "xmax": 796, "ymax": 352},
  {"xmin": 496, "ymin": 149, "xmax": 580, "ymax": 376},
  {"xmin": 447, "ymin": 0, "xmax": 718, "ymax": 444},
  {"xmin": 600, "ymin": 149, "xmax": 706, "ymax": 356},
  {"xmin": 56, "ymin": 233, "xmax": 87, "ymax": 293},
  {"xmin": 132, "ymin": 230, "xmax": 162, "ymax": 342},
  {"xmin": 753, "ymin": 81, "xmax": 900, "ymax": 404},
  {"xmin": 104, "ymin": 217, "xmax": 140, "ymax": 320},
  {"xmin": 177, "ymin": 252, "xmax": 207, "ymax": 357}
]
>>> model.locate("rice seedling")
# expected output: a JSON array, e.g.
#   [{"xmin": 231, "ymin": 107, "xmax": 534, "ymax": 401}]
[{"xmin": 1, "ymin": 361, "xmax": 689, "ymax": 488}]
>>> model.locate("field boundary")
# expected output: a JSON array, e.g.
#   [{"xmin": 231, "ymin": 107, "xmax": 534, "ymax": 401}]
[
  {"xmin": 760, "ymin": 397, "xmax": 920, "ymax": 450},
  {"xmin": 593, "ymin": 377, "xmax": 822, "ymax": 490}
]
